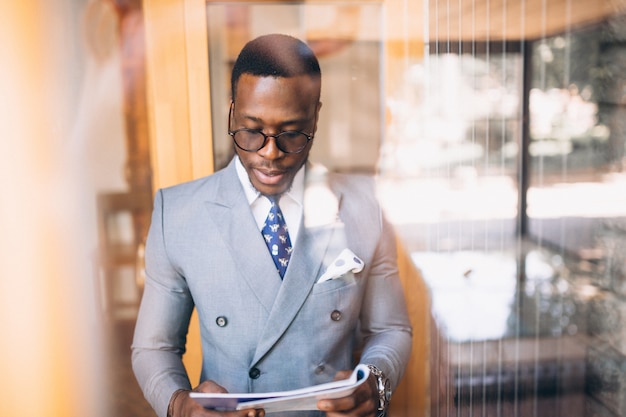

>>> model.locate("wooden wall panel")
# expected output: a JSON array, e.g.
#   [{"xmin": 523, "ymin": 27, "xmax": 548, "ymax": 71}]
[
  {"xmin": 389, "ymin": 239, "xmax": 432, "ymax": 417},
  {"xmin": 143, "ymin": 0, "xmax": 213, "ymax": 191},
  {"xmin": 142, "ymin": 0, "xmax": 213, "ymax": 385}
]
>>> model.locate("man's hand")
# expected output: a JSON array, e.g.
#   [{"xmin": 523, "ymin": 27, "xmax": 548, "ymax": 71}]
[
  {"xmin": 316, "ymin": 370, "xmax": 380, "ymax": 417},
  {"xmin": 169, "ymin": 381, "xmax": 265, "ymax": 417}
]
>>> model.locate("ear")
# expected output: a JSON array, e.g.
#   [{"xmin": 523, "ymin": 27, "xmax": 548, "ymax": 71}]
[
  {"xmin": 228, "ymin": 100, "xmax": 235, "ymax": 130},
  {"xmin": 313, "ymin": 101, "xmax": 322, "ymax": 135}
]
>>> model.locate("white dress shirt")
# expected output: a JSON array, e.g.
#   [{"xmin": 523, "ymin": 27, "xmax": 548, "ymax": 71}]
[{"xmin": 235, "ymin": 156, "xmax": 304, "ymax": 245}]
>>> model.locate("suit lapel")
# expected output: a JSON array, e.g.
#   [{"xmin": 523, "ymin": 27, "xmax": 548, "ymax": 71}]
[{"xmin": 205, "ymin": 160, "xmax": 282, "ymax": 313}]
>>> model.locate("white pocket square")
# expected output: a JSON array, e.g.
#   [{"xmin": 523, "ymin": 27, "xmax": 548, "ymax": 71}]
[{"xmin": 317, "ymin": 249, "xmax": 365, "ymax": 283}]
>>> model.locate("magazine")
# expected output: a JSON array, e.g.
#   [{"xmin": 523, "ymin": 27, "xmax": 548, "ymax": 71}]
[{"xmin": 190, "ymin": 364, "xmax": 370, "ymax": 413}]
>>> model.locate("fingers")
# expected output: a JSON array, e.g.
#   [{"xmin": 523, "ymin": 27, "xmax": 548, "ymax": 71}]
[
  {"xmin": 317, "ymin": 387, "xmax": 376, "ymax": 416},
  {"xmin": 317, "ymin": 372, "xmax": 378, "ymax": 416},
  {"xmin": 318, "ymin": 395, "xmax": 377, "ymax": 417},
  {"xmin": 221, "ymin": 408, "xmax": 264, "ymax": 417},
  {"xmin": 183, "ymin": 400, "xmax": 264, "ymax": 417},
  {"xmin": 331, "ymin": 370, "xmax": 353, "ymax": 381},
  {"xmin": 239, "ymin": 409, "xmax": 265, "ymax": 417},
  {"xmin": 193, "ymin": 380, "xmax": 229, "ymax": 394},
  {"xmin": 183, "ymin": 383, "xmax": 266, "ymax": 417}
]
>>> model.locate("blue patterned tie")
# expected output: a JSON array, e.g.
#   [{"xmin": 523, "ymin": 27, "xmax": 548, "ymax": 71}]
[{"xmin": 261, "ymin": 196, "xmax": 292, "ymax": 278}]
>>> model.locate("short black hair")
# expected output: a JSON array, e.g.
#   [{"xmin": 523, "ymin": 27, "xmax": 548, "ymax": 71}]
[{"xmin": 230, "ymin": 33, "xmax": 321, "ymax": 99}]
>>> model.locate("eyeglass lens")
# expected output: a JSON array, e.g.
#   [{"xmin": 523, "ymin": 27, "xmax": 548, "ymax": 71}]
[{"xmin": 233, "ymin": 130, "xmax": 309, "ymax": 153}]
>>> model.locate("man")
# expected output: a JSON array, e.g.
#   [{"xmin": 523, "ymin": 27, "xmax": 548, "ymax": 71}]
[{"xmin": 132, "ymin": 33, "xmax": 412, "ymax": 417}]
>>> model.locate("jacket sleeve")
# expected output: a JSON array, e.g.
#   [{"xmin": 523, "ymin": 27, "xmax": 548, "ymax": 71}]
[
  {"xmin": 131, "ymin": 189, "xmax": 194, "ymax": 417},
  {"xmin": 357, "ymin": 209, "xmax": 413, "ymax": 391}
]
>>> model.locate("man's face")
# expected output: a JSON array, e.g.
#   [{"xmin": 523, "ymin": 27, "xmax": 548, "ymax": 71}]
[{"xmin": 231, "ymin": 73, "xmax": 321, "ymax": 196}]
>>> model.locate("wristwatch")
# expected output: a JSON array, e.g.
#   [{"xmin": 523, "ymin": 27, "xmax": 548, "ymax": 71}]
[{"xmin": 367, "ymin": 364, "xmax": 391, "ymax": 417}]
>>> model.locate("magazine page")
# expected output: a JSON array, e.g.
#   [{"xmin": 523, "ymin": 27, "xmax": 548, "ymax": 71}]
[{"xmin": 190, "ymin": 364, "xmax": 370, "ymax": 412}]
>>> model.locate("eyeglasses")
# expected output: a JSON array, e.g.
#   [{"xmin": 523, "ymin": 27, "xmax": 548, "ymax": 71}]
[
  {"xmin": 229, "ymin": 129, "xmax": 314, "ymax": 154},
  {"xmin": 228, "ymin": 104, "xmax": 314, "ymax": 154}
]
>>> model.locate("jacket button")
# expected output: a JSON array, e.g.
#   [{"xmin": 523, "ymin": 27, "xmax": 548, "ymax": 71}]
[
  {"xmin": 249, "ymin": 367, "xmax": 261, "ymax": 379},
  {"xmin": 330, "ymin": 310, "xmax": 342, "ymax": 321},
  {"xmin": 215, "ymin": 316, "xmax": 228, "ymax": 327}
]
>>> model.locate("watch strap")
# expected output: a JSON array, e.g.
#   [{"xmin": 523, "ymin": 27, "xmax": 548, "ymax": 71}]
[{"xmin": 366, "ymin": 364, "xmax": 390, "ymax": 416}]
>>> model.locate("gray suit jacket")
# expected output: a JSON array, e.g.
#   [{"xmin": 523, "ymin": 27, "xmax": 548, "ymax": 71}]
[{"xmin": 132, "ymin": 158, "xmax": 412, "ymax": 417}]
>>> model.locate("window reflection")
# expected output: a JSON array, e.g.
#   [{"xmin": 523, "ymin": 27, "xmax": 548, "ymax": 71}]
[
  {"xmin": 378, "ymin": 11, "xmax": 626, "ymax": 417},
  {"xmin": 379, "ymin": 48, "xmax": 522, "ymax": 252},
  {"xmin": 382, "ymin": 53, "xmax": 522, "ymax": 177},
  {"xmin": 528, "ymin": 22, "xmax": 626, "ymax": 255}
]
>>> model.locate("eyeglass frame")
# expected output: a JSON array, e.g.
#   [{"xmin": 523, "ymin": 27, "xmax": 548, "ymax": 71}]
[{"xmin": 228, "ymin": 102, "xmax": 315, "ymax": 154}]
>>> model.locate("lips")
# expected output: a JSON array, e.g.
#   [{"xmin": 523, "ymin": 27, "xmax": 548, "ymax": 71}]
[{"xmin": 253, "ymin": 167, "xmax": 287, "ymax": 186}]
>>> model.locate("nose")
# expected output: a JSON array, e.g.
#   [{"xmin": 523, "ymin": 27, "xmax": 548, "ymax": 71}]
[{"xmin": 257, "ymin": 135, "xmax": 284, "ymax": 159}]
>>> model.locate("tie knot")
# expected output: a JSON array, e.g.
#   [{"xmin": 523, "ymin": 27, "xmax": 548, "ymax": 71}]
[{"xmin": 266, "ymin": 195, "xmax": 280, "ymax": 206}]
